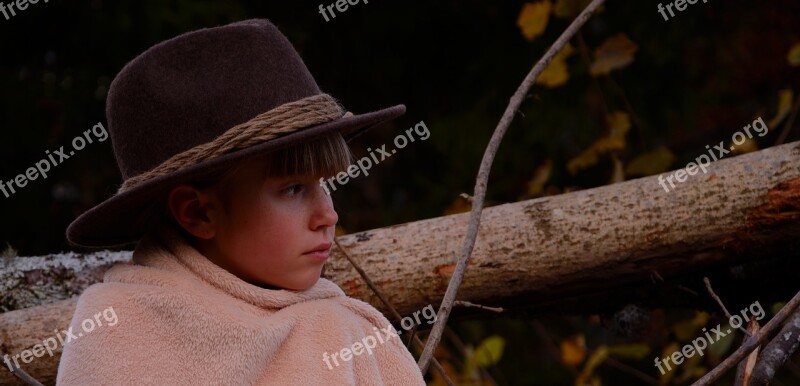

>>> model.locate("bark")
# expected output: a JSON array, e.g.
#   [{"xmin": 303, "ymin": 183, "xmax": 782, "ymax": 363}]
[
  {"xmin": 0, "ymin": 251, "xmax": 130, "ymax": 313},
  {"xmin": 0, "ymin": 298, "xmax": 78, "ymax": 386},
  {"xmin": 1, "ymin": 141, "xmax": 799, "ymax": 385},
  {"xmin": 751, "ymin": 309, "xmax": 800, "ymax": 385}
]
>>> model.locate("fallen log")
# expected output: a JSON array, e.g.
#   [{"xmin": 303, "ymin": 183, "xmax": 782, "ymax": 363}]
[{"xmin": 2, "ymin": 141, "xmax": 799, "ymax": 385}]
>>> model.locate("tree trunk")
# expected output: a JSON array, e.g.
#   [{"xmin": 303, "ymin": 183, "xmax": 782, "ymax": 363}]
[{"xmin": 2, "ymin": 141, "xmax": 799, "ymax": 385}]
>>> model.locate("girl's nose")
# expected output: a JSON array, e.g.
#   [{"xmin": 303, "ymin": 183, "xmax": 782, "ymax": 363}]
[{"xmin": 310, "ymin": 184, "xmax": 338, "ymax": 231}]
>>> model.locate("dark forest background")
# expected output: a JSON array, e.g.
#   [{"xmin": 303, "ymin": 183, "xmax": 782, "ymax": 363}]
[{"xmin": 1, "ymin": 0, "xmax": 799, "ymax": 384}]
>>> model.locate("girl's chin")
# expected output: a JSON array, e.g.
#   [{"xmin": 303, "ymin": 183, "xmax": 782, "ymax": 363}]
[{"xmin": 279, "ymin": 274, "xmax": 322, "ymax": 291}]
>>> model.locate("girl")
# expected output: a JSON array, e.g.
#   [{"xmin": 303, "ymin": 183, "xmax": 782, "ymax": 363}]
[{"xmin": 58, "ymin": 18, "xmax": 426, "ymax": 385}]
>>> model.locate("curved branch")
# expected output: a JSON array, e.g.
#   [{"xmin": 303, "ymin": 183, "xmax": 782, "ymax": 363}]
[{"xmin": 416, "ymin": 0, "xmax": 609, "ymax": 372}]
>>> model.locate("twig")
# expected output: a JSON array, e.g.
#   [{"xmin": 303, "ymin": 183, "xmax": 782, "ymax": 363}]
[
  {"xmin": 416, "ymin": 0, "xmax": 608, "ymax": 372},
  {"xmin": 650, "ymin": 270, "xmax": 665, "ymax": 284},
  {"xmin": 333, "ymin": 239, "xmax": 455, "ymax": 386},
  {"xmin": 750, "ymin": 307, "xmax": 800, "ymax": 385},
  {"xmin": 691, "ymin": 290, "xmax": 800, "ymax": 386},
  {"xmin": 704, "ymin": 277, "xmax": 750, "ymax": 336},
  {"xmin": 453, "ymin": 300, "xmax": 505, "ymax": 313},
  {"xmin": 734, "ymin": 320, "xmax": 761, "ymax": 386},
  {"xmin": 678, "ymin": 285, "xmax": 699, "ymax": 297},
  {"xmin": 5, "ymin": 363, "xmax": 44, "ymax": 386}
]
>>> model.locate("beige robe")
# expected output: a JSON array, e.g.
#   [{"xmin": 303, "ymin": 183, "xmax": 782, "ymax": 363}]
[{"xmin": 56, "ymin": 226, "xmax": 425, "ymax": 385}]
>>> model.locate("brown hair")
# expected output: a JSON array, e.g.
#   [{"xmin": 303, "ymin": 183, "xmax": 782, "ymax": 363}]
[{"xmin": 150, "ymin": 132, "xmax": 352, "ymax": 236}]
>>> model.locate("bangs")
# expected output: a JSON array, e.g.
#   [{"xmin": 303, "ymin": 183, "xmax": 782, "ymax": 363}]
[{"xmin": 263, "ymin": 132, "xmax": 352, "ymax": 179}]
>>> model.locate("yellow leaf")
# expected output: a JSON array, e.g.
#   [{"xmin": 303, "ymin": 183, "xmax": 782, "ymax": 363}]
[
  {"xmin": 768, "ymin": 89, "xmax": 793, "ymax": 128},
  {"xmin": 625, "ymin": 147, "xmax": 675, "ymax": 176},
  {"xmin": 788, "ymin": 43, "xmax": 800, "ymax": 66},
  {"xmin": 607, "ymin": 344, "xmax": 650, "ymax": 360},
  {"xmin": 430, "ymin": 360, "xmax": 460, "ymax": 386},
  {"xmin": 589, "ymin": 34, "xmax": 638, "ymax": 76},
  {"xmin": 772, "ymin": 302, "xmax": 785, "ymax": 315},
  {"xmin": 708, "ymin": 322, "xmax": 737, "ymax": 361},
  {"xmin": 729, "ymin": 137, "xmax": 758, "ymax": 155},
  {"xmin": 526, "ymin": 159, "xmax": 553, "ymax": 196},
  {"xmin": 443, "ymin": 195, "xmax": 471, "ymax": 216},
  {"xmin": 567, "ymin": 111, "xmax": 631, "ymax": 174},
  {"xmin": 517, "ymin": 1, "xmax": 552, "ymax": 41},
  {"xmin": 553, "ymin": 0, "xmax": 593, "ymax": 18},
  {"xmin": 606, "ymin": 111, "xmax": 631, "ymax": 144},
  {"xmin": 658, "ymin": 342, "xmax": 680, "ymax": 384},
  {"xmin": 537, "ymin": 43, "xmax": 574, "ymax": 88},
  {"xmin": 566, "ymin": 146, "xmax": 600, "ymax": 174},
  {"xmin": 560, "ymin": 334, "xmax": 587, "ymax": 367},
  {"xmin": 576, "ymin": 346, "xmax": 608, "ymax": 386},
  {"xmin": 674, "ymin": 351, "xmax": 705, "ymax": 384},
  {"xmin": 672, "ymin": 311, "xmax": 708, "ymax": 341},
  {"xmin": 473, "ymin": 335, "xmax": 506, "ymax": 367}
]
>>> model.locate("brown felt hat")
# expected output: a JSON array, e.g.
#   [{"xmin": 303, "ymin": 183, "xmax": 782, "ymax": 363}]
[{"xmin": 66, "ymin": 18, "xmax": 405, "ymax": 248}]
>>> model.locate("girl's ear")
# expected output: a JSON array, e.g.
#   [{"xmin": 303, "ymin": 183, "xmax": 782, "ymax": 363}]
[{"xmin": 166, "ymin": 185, "xmax": 219, "ymax": 239}]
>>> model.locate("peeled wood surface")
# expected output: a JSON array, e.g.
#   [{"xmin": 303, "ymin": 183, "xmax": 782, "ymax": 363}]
[
  {"xmin": 0, "ymin": 298, "xmax": 78, "ymax": 386},
  {"xmin": 1, "ymin": 141, "xmax": 799, "ymax": 385},
  {"xmin": 326, "ymin": 141, "xmax": 800, "ymax": 316}
]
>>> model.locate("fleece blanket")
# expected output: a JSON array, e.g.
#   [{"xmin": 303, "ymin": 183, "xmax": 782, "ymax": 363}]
[{"xmin": 56, "ymin": 226, "xmax": 425, "ymax": 385}]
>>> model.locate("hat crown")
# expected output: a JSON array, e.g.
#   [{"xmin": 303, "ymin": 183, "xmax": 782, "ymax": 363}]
[{"xmin": 107, "ymin": 19, "xmax": 321, "ymax": 180}]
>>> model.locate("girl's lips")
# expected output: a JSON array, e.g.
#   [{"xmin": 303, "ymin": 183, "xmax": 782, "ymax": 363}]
[
  {"xmin": 303, "ymin": 242, "xmax": 332, "ymax": 260},
  {"xmin": 303, "ymin": 250, "xmax": 330, "ymax": 261}
]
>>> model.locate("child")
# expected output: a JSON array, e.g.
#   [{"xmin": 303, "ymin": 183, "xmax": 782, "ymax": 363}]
[{"xmin": 59, "ymin": 19, "xmax": 426, "ymax": 385}]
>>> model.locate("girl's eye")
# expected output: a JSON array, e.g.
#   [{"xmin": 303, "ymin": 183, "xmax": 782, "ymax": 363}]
[{"xmin": 281, "ymin": 183, "xmax": 304, "ymax": 196}]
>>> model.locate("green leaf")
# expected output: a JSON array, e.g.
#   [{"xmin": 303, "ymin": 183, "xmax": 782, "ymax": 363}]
[{"xmin": 473, "ymin": 335, "xmax": 506, "ymax": 367}]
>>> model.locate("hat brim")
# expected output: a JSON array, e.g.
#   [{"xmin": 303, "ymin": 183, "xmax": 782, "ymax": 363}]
[{"xmin": 66, "ymin": 104, "xmax": 406, "ymax": 248}]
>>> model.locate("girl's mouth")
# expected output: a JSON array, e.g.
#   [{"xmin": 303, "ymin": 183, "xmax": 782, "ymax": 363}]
[{"xmin": 303, "ymin": 242, "xmax": 332, "ymax": 260}]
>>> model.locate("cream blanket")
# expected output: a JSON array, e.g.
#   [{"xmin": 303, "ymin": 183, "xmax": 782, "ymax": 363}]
[{"xmin": 56, "ymin": 226, "xmax": 425, "ymax": 385}]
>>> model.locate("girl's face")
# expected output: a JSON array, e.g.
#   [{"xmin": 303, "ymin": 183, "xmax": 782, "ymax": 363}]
[{"xmin": 191, "ymin": 157, "xmax": 338, "ymax": 291}]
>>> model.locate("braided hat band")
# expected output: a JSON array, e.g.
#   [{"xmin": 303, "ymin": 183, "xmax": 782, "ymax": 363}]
[{"xmin": 118, "ymin": 93, "xmax": 352, "ymax": 193}]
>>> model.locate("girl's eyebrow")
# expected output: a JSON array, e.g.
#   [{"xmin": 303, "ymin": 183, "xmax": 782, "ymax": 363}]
[{"xmin": 267, "ymin": 175, "xmax": 317, "ymax": 185}]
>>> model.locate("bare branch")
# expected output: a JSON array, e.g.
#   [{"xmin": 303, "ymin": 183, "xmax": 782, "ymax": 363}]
[
  {"xmin": 704, "ymin": 277, "xmax": 750, "ymax": 336},
  {"xmin": 417, "ymin": 0, "xmax": 608, "ymax": 372},
  {"xmin": 453, "ymin": 300, "xmax": 504, "ymax": 313},
  {"xmin": 691, "ymin": 290, "xmax": 800, "ymax": 386},
  {"xmin": 4, "ymin": 364, "xmax": 44, "ymax": 386}
]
